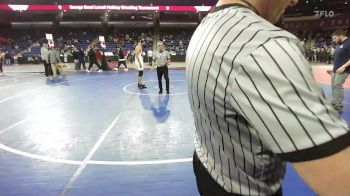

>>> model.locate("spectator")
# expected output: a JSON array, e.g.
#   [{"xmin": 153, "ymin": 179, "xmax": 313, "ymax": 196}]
[
  {"xmin": 48, "ymin": 46, "xmax": 66, "ymax": 77},
  {"xmin": 95, "ymin": 49, "xmax": 102, "ymax": 65},
  {"xmin": 4, "ymin": 50, "xmax": 11, "ymax": 65},
  {"xmin": 40, "ymin": 44, "xmax": 51, "ymax": 77},
  {"xmin": 73, "ymin": 47, "xmax": 87, "ymax": 71},
  {"xmin": 114, "ymin": 47, "xmax": 128, "ymax": 71},
  {"xmin": 87, "ymin": 44, "xmax": 102, "ymax": 72},
  {"xmin": 0, "ymin": 49, "xmax": 4, "ymax": 75}
]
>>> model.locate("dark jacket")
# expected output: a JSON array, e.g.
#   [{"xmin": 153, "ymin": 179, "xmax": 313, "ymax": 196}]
[
  {"xmin": 74, "ymin": 49, "xmax": 85, "ymax": 61},
  {"xmin": 88, "ymin": 48, "xmax": 96, "ymax": 61},
  {"xmin": 118, "ymin": 49, "xmax": 125, "ymax": 60}
]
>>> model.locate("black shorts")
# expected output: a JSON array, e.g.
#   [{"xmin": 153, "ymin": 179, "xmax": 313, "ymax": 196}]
[
  {"xmin": 193, "ymin": 152, "xmax": 283, "ymax": 196},
  {"xmin": 138, "ymin": 71, "xmax": 143, "ymax": 77}
]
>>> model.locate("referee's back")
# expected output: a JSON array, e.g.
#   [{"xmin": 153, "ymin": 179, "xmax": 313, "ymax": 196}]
[{"xmin": 186, "ymin": 3, "xmax": 350, "ymax": 196}]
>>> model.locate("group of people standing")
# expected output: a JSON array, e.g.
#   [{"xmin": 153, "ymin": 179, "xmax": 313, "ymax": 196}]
[
  {"xmin": 41, "ymin": 43, "xmax": 105, "ymax": 77},
  {"xmin": 40, "ymin": 44, "xmax": 66, "ymax": 78},
  {"xmin": 0, "ymin": 49, "xmax": 15, "ymax": 76},
  {"xmin": 40, "ymin": 41, "xmax": 172, "ymax": 94}
]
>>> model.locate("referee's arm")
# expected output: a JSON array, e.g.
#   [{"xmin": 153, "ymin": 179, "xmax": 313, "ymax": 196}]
[
  {"xmin": 293, "ymin": 146, "xmax": 350, "ymax": 196},
  {"xmin": 231, "ymin": 38, "xmax": 350, "ymax": 196},
  {"xmin": 167, "ymin": 51, "xmax": 171, "ymax": 64},
  {"xmin": 152, "ymin": 55, "xmax": 157, "ymax": 69}
]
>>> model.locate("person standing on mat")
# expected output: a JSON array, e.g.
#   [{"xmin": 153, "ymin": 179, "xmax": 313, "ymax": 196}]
[
  {"xmin": 74, "ymin": 47, "xmax": 87, "ymax": 71},
  {"xmin": 48, "ymin": 46, "xmax": 66, "ymax": 78},
  {"xmin": 0, "ymin": 49, "xmax": 4, "ymax": 76},
  {"xmin": 115, "ymin": 47, "xmax": 128, "ymax": 71},
  {"xmin": 40, "ymin": 44, "xmax": 51, "ymax": 77},
  {"xmin": 153, "ymin": 41, "xmax": 171, "ymax": 94},
  {"xmin": 187, "ymin": 0, "xmax": 350, "ymax": 196},
  {"xmin": 78, "ymin": 47, "xmax": 87, "ymax": 71},
  {"xmin": 87, "ymin": 44, "xmax": 102, "ymax": 72},
  {"xmin": 330, "ymin": 30, "xmax": 350, "ymax": 112},
  {"xmin": 135, "ymin": 41, "xmax": 146, "ymax": 89}
]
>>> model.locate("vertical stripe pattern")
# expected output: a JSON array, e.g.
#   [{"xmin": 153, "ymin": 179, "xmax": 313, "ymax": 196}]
[{"xmin": 186, "ymin": 5, "xmax": 349, "ymax": 195}]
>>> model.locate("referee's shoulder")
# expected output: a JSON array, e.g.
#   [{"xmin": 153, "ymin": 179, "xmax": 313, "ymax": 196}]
[
  {"xmin": 253, "ymin": 21, "xmax": 300, "ymax": 49},
  {"xmin": 256, "ymin": 18, "xmax": 297, "ymax": 39}
]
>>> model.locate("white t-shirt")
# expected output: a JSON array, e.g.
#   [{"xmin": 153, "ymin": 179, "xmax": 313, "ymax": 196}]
[
  {"xmin": 147, "ymin": 50, "xmax": 153, "ymax": 58},
  {"xmin": 135, "ymin": 51, "xmax": 144, "ymax": 71}
]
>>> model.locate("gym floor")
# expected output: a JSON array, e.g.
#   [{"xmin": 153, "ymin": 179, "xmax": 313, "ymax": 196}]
[{"xmin": 0, "ymin": 64, "xmax": 348, "ymax": 196}]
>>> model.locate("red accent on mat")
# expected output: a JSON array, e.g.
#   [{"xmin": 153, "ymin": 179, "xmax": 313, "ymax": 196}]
[{"xmin": 312, "ymin": 66, "xmax": 350, "ymax": 88}]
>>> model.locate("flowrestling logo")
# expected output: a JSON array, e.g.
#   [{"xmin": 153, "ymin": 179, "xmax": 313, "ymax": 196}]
[{"xmin": 314, "ymin": 10, "xmax": 335, "ymax": 18}]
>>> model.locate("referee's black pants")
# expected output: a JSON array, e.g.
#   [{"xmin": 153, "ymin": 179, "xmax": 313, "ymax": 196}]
[
  {"xmin": 157, "ymin": 66, "xmax": 169, "ymax": 91},
  {"xmin": 193, "ymin": 152, "xmax": 283, "ymax": 196}
]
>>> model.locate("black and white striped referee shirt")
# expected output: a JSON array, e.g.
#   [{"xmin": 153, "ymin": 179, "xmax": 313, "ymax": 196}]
[{"xmin": 186, "ymin": 4, "xmax": 350, "ymax": 195}]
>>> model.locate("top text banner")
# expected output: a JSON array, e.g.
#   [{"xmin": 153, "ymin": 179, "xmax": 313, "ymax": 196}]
[
  {"xmin": 0, "ymin": 4, "xmax": 212, "ymax": 12},
  {"xmin": 0, "ymin": 0, "xmax": 216, "ymax": 6}
]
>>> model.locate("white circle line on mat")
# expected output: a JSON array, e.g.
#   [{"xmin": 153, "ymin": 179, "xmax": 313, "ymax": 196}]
[
  {"xmin": 123, "ymin": 80, "xmax": 188, "ymax": 96},
  {"xmin": 0, "ymin": 142, "xmax": 192, "ymax": 165}
]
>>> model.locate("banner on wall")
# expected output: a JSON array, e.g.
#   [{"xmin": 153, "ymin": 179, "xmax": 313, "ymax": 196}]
[
  {"xmin": 46, "ymin": 33, "xmax": 54, "ymax": 48},
  {"xmin": 99, "ymin": 36, "xmax": 106, "ymax": 49}
]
